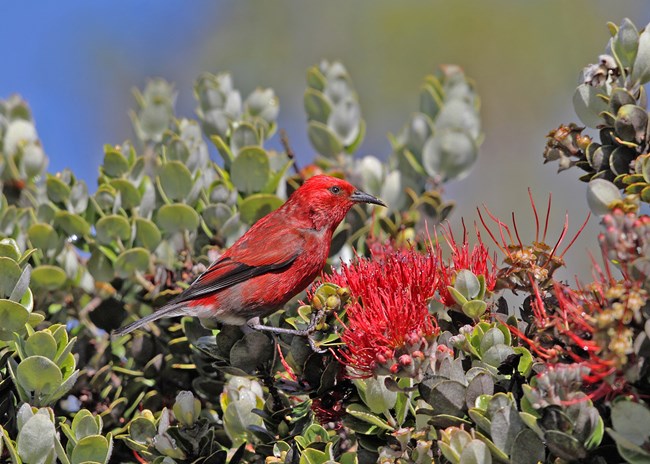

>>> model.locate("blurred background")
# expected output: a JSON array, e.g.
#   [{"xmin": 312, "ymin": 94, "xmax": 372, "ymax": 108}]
[{"xmin": 2, "ymin": 0, "xmax": 650, "ymax": 279}]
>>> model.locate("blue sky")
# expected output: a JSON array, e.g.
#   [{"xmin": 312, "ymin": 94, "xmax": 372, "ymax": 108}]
[
  {"xmin": 0, "ymin": 1, "xmax": 222, "ymax": 181},
  {"xmin": 3, "ymin": 1, "xmax": 650, "ymax": 279}
]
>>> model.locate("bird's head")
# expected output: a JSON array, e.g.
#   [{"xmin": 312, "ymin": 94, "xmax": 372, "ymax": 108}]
[{"xmin": 288, "ymin": 175, "xmax": 386, "ymax": 231}]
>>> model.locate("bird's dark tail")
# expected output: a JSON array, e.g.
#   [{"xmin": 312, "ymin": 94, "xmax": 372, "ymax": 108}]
[{"xmin": 111, "ymin": 303, "xmax": 184, "ymax": 338}]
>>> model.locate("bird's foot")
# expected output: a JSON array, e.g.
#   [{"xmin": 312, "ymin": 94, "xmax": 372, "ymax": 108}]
[{"xmin": 247, "ymin": 310, "xmax": 327, "ymax": 353}]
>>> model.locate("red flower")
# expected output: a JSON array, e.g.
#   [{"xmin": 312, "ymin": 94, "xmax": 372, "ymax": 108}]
[
  {"xmin": 507, "ymin": 208, "xmax": 650, "ymax": 400},
  {"xmin": 518, "ymin": 270, "xmax": 644, "ymax": 400},
  {"xmin": 478, "ymin": 189, "xmax": 589, "ymax": 292},
  {"xmin": 326, "ymin": 240, "xmax": 439, "ymax": 377},
  {"xmin": 436, "ymin": 222, "xmax": 497, "ymax": 308}
]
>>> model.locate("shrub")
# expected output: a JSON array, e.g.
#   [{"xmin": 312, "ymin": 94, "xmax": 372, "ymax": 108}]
[{"xmin": 1, "ymin": 18, "xmax": 649, "ymax": 464}]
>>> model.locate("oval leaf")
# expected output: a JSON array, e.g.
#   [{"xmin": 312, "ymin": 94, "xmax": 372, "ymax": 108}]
[
  {"xmin": 31, "ymin": 265, "xmax": 67, "ymax": 291},
  {"xmin": 308, "ymin": 120, "xmax": 343, "ymax": 158},
  {"xmin": 238, "ymin": 194, "xmax": 283, "ymax": 225},
  {"xmin": 158, "ymin": 161, "xmax": 193, "ymax": 201},
  {"xmin": 16, "ymin": 355, "xmax": 63, "ymax": 396},
  {"xmin": 96, "ymin": 214, "xmax": 131, "ymax": 245},
  {"xmin": 230, "ymin": 146, "xmax": 271, "ymax": 195},
  {"xmin": 156, "ymin": 203, "xmax": 200, "ymax": 234}
]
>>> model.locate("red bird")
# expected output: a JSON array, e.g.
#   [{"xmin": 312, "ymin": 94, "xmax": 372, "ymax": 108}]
[{"xmin": 113, "ymin": 175, "xmax": 385, "ymax": 336}]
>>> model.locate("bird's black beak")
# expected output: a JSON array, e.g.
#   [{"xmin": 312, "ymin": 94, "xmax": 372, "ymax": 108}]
[{"xmin": 350, "ymin": 190, "xmax": 387, "ymax": 207}]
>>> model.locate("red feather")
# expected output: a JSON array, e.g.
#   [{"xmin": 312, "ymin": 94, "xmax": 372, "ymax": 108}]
[{"xmin": 113, "ymin": 175, "xmax": 385, "ymax": 336}]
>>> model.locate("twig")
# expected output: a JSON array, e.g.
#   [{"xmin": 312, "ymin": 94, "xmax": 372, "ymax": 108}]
[{"xmin": 280, "ymin": 129, "xmax": 301, "ymax": 176}]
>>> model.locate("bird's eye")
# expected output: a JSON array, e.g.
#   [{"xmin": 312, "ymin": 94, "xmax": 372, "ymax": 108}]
[{"xmin": 329, "ymin": 186, "xmax": 341, "ymax": 194}]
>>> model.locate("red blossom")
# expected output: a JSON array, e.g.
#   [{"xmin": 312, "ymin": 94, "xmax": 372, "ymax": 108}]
[
  {"xmin": 326, "ymin": 240, "xmax": 439, "ymax": 377},
  {"xmin": 436, "ymin": 222, "xmax": 497, "ymax": 307},
  {"xmin": 519, "ymin": 274, "xmax": 643, "ymax": 400},
  {"xmin": 478, "ymin": 189, "xmax": 590, "ymax": 292}
]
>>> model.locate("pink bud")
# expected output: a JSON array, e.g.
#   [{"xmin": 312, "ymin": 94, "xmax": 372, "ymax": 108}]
[{"xmin": 399, "ymin": 354, "xmax": 412, "ymax": 366}]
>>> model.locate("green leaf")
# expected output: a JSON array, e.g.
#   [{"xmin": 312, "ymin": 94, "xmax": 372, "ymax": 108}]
[
  {"xmin": 300, "ymin": 447, "xmax": 331, "ymax": 464},
  {"xmin": 202, "ymin": 203, "xmax": 235, "ymax": 231},
  {"xmin": 345, "ymin": 404, "xmax": 394, "ymax": 431},
  {"xmin": 632, "ymin": 23, "xmax": 650, "ymax": 84},
  {"xmin": 1, "ymin": 426, "xmax": 21, "ymax": 463},
  {"xmin": 346, "ymin": 118, "xmax": 366, "ymax": 153},
  {"xmin": 308, "ymin": 120, "xmax": 343, "ymax": 158},
  {"xmin": 306, "ymin": 66, "xmax": 327, "ymax": 91},
  {"xmin": 17, "ymin": 413, "xmax": 56, "ymax": 463},
  {"xmin": 0, "ymin": 238, "xmax": 21, "ymax": 261},
  {"xmin": 210, "ymin": 135, "xmax": 234, "ymax": 167},
  {"xmin": 230, "ymin": 122, "xmax": 259, "ymax": 155},
  {"xmin": 55, "ymin": 211, "xmax": 91, "ymax": 237},
  {"xmin": 87, "ymin": 249, "xmax": 114, "ymax": 282},
  {"xmin": 544, "ymin": 430, "xmax": 587, "ymax": 461},
  {"xmin": 424, "ymin": 380, "xmax": 467, "ymax": 416},
  {"xmin": 512, "ymin": 347, "xmax": 533, "ymax": 376},
  {"xmin": 587, "ymin": 178, "xmax": 622, "ymax": 216},
  {"xmin": 0, "ymin": 256, "xmax": 21, "ymax": 299},
  {"xmin": 25, "ymin": 331, "xmax": 58, "ymax": 360},
  {"xmin": 262, "ymin": 159, "xmax": 293, "ymax": 194},
  {"xmin": 585, "ymin": 412, "xmax": 605, "ymax": 450},
  {"xmin": 71, "ymin": 410, "xmax": 100, "ymax": 440},
  {"xmin": 109, "ymin": 179, "xmax": 142, "ymax": 209},
  {"xmin": 422, "ymin": 129, "xmax": 478, "ymax": 182},
  {"xmin": 304, "ymin": 88, "xmax": 332, "ymax": 124},
  {"xmin": 447, "ymin": 285, "xmax": 468, "ymax": 306},
  {"xmin": 158, "ymin": 161, "xmax": 193, "ymax": 201},
  {"xmin": 134, "ymin": 218, "xmax": 162, "ymax": 250},
  {"xmin": 156, "ymin": 203, "xmax": 200, "ymax": 234},
  {"xmin": 462, "ymin": 300, "xmax": 487, "ymax": 320},
  {"xmin": 437, "ymin": 99, "xmax": 481, "ymax": 139},
  {"xmin": 95, "ymin": 214, "xmax": 131, "ymax": 245},
  {"xmin": 363, "ymin": 376, "xmax": 397, "ymax": 414},
  {"xmin": 46, "ymin": 175, "xmax": 71, "ymax": 204},
  {"xmin": 173, "ymin": 391, "xmax": 201, "ymax": 427},
  {"xmin": 28, "ymin": 223, "xmax": 59, "ymax": 251},
  {"xmin": 482, "ymin": 344, "xmax": 515, "ymax": 368},
  {"xmin": 296, "ymin": 423, "xmax": 330, "ymax": 448},
  {"xmin": 459, "ymin": 439, "xmax": 492, "ymax": 464},
  {"xmin": 607, "ymin": 428, "xmax": 650, "ymax": 463},
  {"xmin": 420, "ymin": 84, "xmax": 443, "ymax": 120},
  {"xmin": 573, "ymin": 83, "xmax": 609, "ymax": 128},
  {"xmin": 0, "ymin": 298, "xmax": 30, "ymax": 341},
  {"xmin": 114, "ymin": 248, "xmax": 150, "ymax": 278},
  {"xmin": 480, "ymin": 328, "xmax": 505, "ymax": 354},
  {"xmin": 510, "ymin": 428, "xmax": 544, "ymax": 464},
  {"xmin": 610, "ymin": 400, "xmax": 650, "ymax": 446},
  {"xmin": 102, "ymin": 148, "xmax": 130, "ymax": 177},
  {"xmin": 466, "ymin": 373, "xmax": 494, "ymax": 410},
  {"xmin": 229, "ymin": 332, "xmax": 274, "ymax": 374},
  {"xmin": 238, "ymin": 194, "xmax": 283, "ymax": 225},
  {"xmin": 128, "ymin": 417, "xmax": 157, "ymax": 444},
  {"xmin": 30, "ymin": 265, "xmax": 67, "ymax": 291},
  {"xmin": 16, "ymin": 355, "xmax": 63, "ymax": 397},
  {"xmin": 489, "ymin": 399, "xmax": 525, "ymax": 454},
  {"xmin": 328, "ymin": 98, "xmax": 361, "ymax": 147},
  {"xmin": 230, "ymin": 146, "xmax": 271, "ymax": 194},
  {"xmin": 71, "ymin": 435, "xmax": 111, "ymax": 464}
]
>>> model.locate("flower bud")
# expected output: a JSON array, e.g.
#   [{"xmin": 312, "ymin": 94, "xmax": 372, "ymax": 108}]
[
  {"xmin": 172, "ymin": 391, "xmax": 201, "ymax": 427},
  {"xmin": 311, "ymin": 294, "xmax": 324, "ymax": 310},
  {"xmin": 326, "ymin": 295, "xmax": 340, "ymax": 309}
]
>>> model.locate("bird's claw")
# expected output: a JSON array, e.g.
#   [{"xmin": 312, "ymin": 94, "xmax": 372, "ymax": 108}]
[
  {"xmin": 247, "ymin": 310, "xmax": 327, "ymax": 353},
  {"xmin": 307, "ymin": 335, "xmax": 327, "ymax": 354}
]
